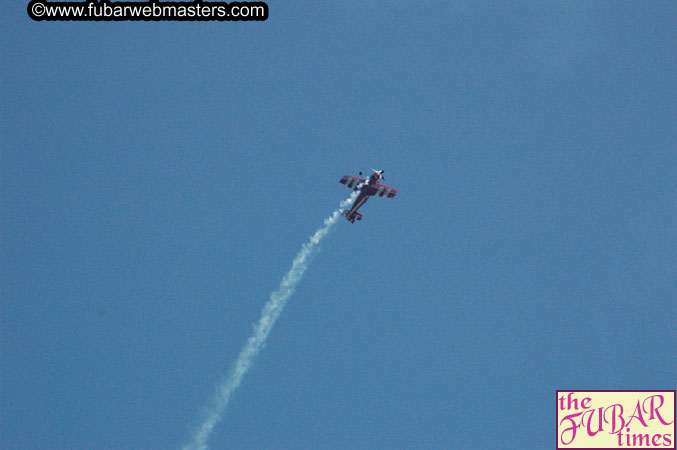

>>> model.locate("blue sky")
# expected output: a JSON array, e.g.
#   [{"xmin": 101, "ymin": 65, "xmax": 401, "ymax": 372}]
[{"xmin": 2, "ymin": 2, "xmax": 675, "ymax": 449}]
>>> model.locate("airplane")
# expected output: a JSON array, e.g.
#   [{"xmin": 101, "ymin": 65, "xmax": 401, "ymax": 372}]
[{"xmin": 339, "ymin": 169, "xmax": 398, "ymax": 223}]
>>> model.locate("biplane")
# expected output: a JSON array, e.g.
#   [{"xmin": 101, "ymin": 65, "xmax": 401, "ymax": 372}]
[{"xmin": 339, "ymin": 170, "xmax": 398, "ymax": 223}]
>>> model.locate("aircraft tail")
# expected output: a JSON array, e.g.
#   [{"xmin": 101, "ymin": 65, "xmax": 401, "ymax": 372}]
[{"xmin": 344, "ymin": 211, "xmax": 362, "ymax": 223}]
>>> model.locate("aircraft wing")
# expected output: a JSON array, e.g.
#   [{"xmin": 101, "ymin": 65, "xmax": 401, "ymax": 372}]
[
  {"xmin": 366, "ymin": 183, "xmax": 398, "ymax": 198},
  {"xmin": 340, "ymin": 175, "xmax": 366, "ymax": 190}
]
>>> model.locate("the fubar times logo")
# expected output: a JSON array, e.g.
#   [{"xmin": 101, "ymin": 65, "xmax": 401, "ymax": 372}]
[{"xmin": 557, "ymin": 391, "xmax": 676, "ymax": 449}]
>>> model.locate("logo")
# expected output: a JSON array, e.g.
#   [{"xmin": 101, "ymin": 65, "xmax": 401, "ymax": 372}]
[{"xmin": 557, "ymin": 390, "xmax": 675, "ymax": 449}]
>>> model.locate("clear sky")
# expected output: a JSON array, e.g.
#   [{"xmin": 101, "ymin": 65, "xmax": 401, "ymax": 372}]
[{"xmin": 2, "ymin": 2, "xmax": 675, "ymax": 449}]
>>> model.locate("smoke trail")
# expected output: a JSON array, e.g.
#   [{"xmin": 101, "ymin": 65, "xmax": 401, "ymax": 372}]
[{"xmin": 183, "ymin": 191, "xmax": 359, "ymax": 450}]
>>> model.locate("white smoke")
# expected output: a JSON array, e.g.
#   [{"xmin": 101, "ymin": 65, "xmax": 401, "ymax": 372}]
[{"xmin": 183, "ymin": 191, "xmax": 359, "ymax": 450}]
